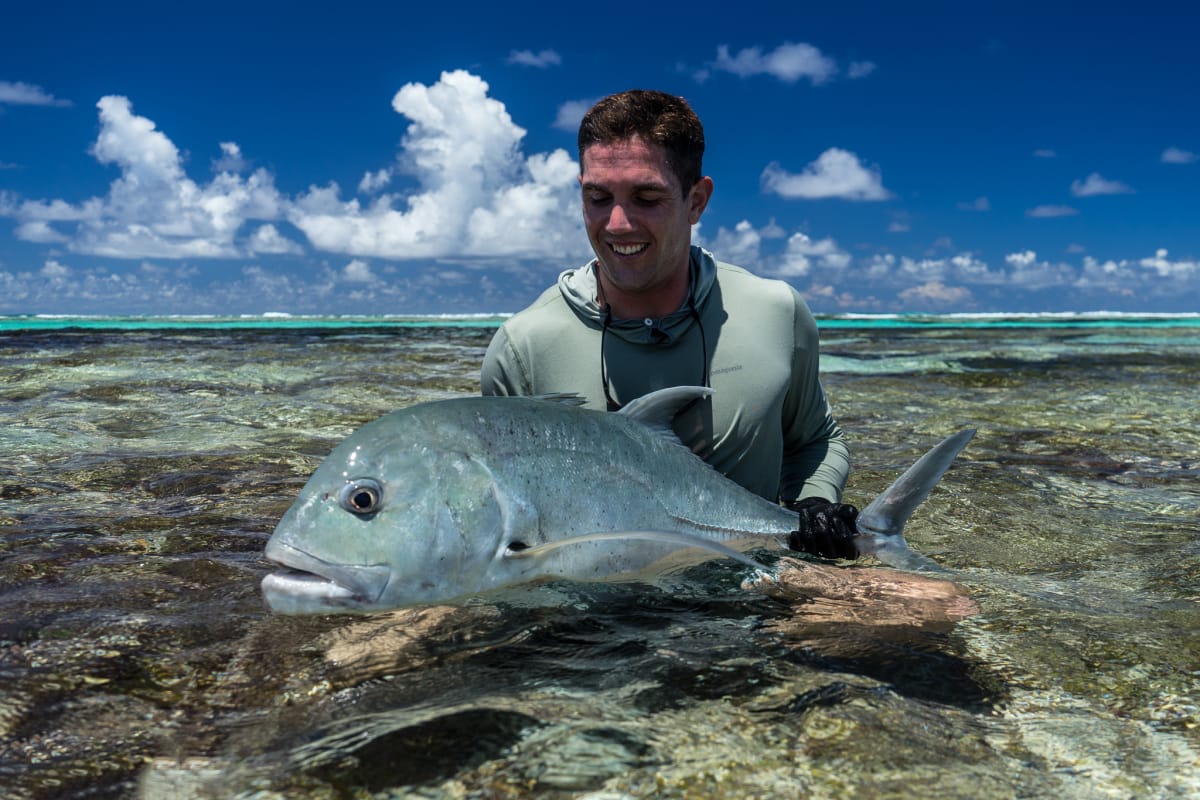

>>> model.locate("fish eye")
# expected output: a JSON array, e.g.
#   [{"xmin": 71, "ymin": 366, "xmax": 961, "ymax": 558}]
[
  {"xmin": 504, "ymin": 540, "xmax": 531, "ymax": 559},
  {"xmin": 339, "ymin": 479, "xmax": 383, "ymax": 515}
]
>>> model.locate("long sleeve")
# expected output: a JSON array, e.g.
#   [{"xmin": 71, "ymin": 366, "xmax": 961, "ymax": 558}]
[
  {"xmin": 480, "ymin": 325, "xmax": 530, "ymax": 397},
  {"xmin": 778, "ymin": 290, "xmax": 851, "ymax": 503}
]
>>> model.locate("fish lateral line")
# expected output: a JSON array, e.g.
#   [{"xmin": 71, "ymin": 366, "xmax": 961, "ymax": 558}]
[
  {"xmin": 503, "ymin": 529, "xmax": 772, "ymax": 573},
  {"xmin": 665, "ymin": 511, "xmax": 783, "ymax": 540}
]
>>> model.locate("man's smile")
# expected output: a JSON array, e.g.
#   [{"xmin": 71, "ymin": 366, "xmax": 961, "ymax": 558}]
[{"xmin": 610, "ymin": 242, "xmax": 648, "ymax": 256}]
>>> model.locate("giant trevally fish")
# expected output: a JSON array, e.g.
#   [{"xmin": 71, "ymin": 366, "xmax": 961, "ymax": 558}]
[{"xmin": 262, "ymin": 387, "xmax": 974, "ymax": 614}]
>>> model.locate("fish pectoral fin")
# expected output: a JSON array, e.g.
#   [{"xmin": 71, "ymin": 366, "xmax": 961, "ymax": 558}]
[{"xmin": 503, "ymin": 529, "xmax": 769, "ymax": 572}]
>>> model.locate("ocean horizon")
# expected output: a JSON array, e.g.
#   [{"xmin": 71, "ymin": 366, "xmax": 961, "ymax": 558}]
[{"xmin": 3, "ymin": 309, "xmax": 1199, "ymax": 332}]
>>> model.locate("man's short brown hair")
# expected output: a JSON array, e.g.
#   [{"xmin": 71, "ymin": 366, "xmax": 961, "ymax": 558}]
[{"xmin": 577, "ymin": 90, "xmax": 705, "ymax": 194}]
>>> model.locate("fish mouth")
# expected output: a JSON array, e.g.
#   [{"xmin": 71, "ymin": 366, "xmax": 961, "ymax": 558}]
[{"xmin": 262, "ymin": 540, "xmax": 391, "ymax": 614}]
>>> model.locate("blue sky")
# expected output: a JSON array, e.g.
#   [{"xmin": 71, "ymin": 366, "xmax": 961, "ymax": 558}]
[{"xmin": 1, "ymin": 1, "xmax": 1196, "ymax": 315}]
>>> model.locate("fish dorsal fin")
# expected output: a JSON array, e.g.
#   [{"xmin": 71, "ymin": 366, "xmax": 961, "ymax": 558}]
[
  {"xmin": 530, "ymin": 393, "xmax": 588, "ymax": 406},
  {"xmin": 618, "ymin": 386, "xmax": 713, "ymax": 440}
]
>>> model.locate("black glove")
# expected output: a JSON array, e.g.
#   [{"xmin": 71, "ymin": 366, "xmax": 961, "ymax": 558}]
[{"xmin": 786, "ymin": 497, "xmax": 860, "ymax": 559}]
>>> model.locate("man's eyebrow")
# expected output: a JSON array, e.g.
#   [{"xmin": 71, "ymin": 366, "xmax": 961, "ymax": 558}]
[{"xmin": 580, "ymin": 180, "xmax": 672, "ymax": 193}]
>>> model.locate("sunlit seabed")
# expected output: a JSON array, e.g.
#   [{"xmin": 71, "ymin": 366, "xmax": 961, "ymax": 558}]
[{"xmin": 1, "ymin": 321, "xmax": 1198, "ymax": 798}]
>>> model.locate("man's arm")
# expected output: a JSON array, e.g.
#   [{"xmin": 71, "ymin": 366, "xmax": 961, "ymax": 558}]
[
  {"xmin": 779, "ymin": 290, "xmax": 857, "ymax": 559},
  {"xmin": 480, "ymin": 325, "xmax": 530, "ymax": 397},
  {"xmin": 778, "ymin": 290, "xmax": 850, "ymax": 504}
]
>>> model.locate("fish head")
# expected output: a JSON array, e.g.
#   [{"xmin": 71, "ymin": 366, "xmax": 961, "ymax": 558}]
[{"xmin": 262, "ymin": 408, "xmax": 535, "ymax": 614}]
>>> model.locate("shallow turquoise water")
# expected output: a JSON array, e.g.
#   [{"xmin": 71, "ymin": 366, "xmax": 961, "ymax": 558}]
[{"xmin": 1, "ymin": 321, "xmax": 1198, "ymax": 798}]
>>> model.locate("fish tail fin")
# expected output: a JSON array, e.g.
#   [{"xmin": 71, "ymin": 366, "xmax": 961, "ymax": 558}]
[
  {"xmin": 854, "ymin": 428, "xmax": 976, "ymax": 573},
  {"xmin": 862, "ymin": 538, "xmax": 950, "ymax": 574}
]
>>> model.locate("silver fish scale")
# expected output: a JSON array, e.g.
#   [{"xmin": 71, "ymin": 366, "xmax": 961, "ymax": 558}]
[{"xmin": 447, "ymin": 395, "xmax": 798, "ymax": 547}]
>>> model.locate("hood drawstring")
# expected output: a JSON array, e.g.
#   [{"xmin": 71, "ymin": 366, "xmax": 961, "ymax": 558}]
[
  {"xmin": 601, "ymin": 304, "xmax": 620, "ymax": 411},
  {"xmin": 689, "ymin": 296, "xmax": 710, "ymax": 389},
  {"xmin": 600, "ymin": 299, "xmax": 709, "ymax": 413}
]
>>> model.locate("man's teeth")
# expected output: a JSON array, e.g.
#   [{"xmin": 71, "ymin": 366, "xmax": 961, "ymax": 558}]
[{"xmin": 612, "ymin": 243, "xmax": 647, "ymax": 255}]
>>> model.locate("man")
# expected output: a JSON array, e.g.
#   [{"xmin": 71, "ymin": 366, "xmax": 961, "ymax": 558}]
[{"xmin": 480, "ymin": 89, "xmax": 859, "ymax": 559}]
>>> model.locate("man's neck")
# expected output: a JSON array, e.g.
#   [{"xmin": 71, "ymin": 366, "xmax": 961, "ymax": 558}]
[{"xmin": 595, "ymin": 264, "xmax": 691, "ymax": 321}]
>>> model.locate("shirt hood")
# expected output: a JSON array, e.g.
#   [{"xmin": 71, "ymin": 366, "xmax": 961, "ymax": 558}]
[{"xmin": 557, "ymin": 246, "xmax": 718, "ymax": 345}]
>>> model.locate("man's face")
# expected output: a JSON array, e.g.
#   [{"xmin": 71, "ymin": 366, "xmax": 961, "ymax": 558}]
[{"xmin": 580, "ymin": 136, "xmax": 712, "ymax": 303}]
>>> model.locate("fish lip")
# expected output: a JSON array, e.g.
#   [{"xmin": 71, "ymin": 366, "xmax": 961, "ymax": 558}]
[{"xmin": 262, "ymin": 540, "xmax": 391, "ymax": 611}]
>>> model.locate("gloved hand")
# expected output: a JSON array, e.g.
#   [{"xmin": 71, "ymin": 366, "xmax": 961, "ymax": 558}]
[{"xmin": 786, "ymin": 497, "xmax": 860, "ymax": 560}]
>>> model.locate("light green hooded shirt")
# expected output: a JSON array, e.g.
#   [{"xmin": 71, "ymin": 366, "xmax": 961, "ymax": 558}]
[{"xmin": 480, "ymin": 246, "xmax": 850, "ymax": 503}]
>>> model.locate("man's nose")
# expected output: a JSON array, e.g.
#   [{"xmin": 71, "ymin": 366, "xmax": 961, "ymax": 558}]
[{"xmin": 606, "ymin": 202, "xmax": 635, "ymax": 232}]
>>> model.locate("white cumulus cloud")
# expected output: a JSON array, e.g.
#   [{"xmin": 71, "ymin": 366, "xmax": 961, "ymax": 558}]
[
  {"xmin": 357, "ymin": 167, "xmax": 393, "ymax": 194},
  {"xmin": 288, "ymin": 70, "xmax": 586, "ymax": 261},
  {"xmin": 899, "ymin": 281, "xmax": 973, "ymax": 308},
  {"xmin": 553, "ymin": 98, "xmax": 596, "ymax": 133},
  {"xmin": 774, "ymin": 232, "xmax": 850, "ymax": 277},
  {"xmin": 15, "ymin": 220, "xmax": 69, "ymax": 243},
  {"xmin": 212, "ymin": 142, "xmax": 248, "ymax": 173},
  {"xmin": 0, "ymin": 80, "xmax": 71, "ymax": 107},
  {"xmin": 1026, "ymin": 205, "xmax": 1079, "ymax": 218},
  {"xmin": 41, "ymin": 258, "xmax": 71, "ymax": 279},
  {"xmin": 895, "ymin": 253, "xmax": 995, "ymax": 284},
  {"xmin": 506, "ymin": 49, "xmax": 562, "ymax": 68},
  {"xmin": 1070, "ymin": 172, "xmax": 1134, "ymax": 197},
  {"xmin": 1161, "ymin": 146, "xmax": 1197, "ymax": 164},
  {"xmin": 997, "ymin": 250, "xmax": 1075, "ymax": 290},
  {"xmin": 6, "ymin": 96, "xmax": 285, "ymax": 259},
  {"xmin": 1005, "ymin": 250, "xmax": 1038, "ymax": 269},
  {"xmin": 712, "ymin": 42, "xmax": 838, "ymax": 84},
  {"xmin": 1138, "ymin": 248, "xmax": 1197, "ymax": 279},
  {"xmin": 1076, "ymin": 249, "xmax": 1197, "ymax": 293},
  {"xmin": 248, "ymin": 224, "xmax": 303, "ymax": 255},
  {"xmin": 761, "ymin": 148, "xmax": 891, "ymax": 201},
  {"xmin": 847, "ymin": 61, "xmax": 876, "ymax": 79},
  {"xmin": 699, "ymin": 221, "xmax": 847, "ymax": 279},
  {"xmin": 341, "ymin": 259, "xmax": 374, "ymax": 282},
  {"xmin": 708, "ymin": 220, "xmax": 764, "ymax": 267}
]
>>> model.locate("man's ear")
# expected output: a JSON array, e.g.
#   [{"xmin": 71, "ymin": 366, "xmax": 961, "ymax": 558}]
[{"xmin": 688, "ymin": 177, "xmax": 714, "ymax": 224}]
